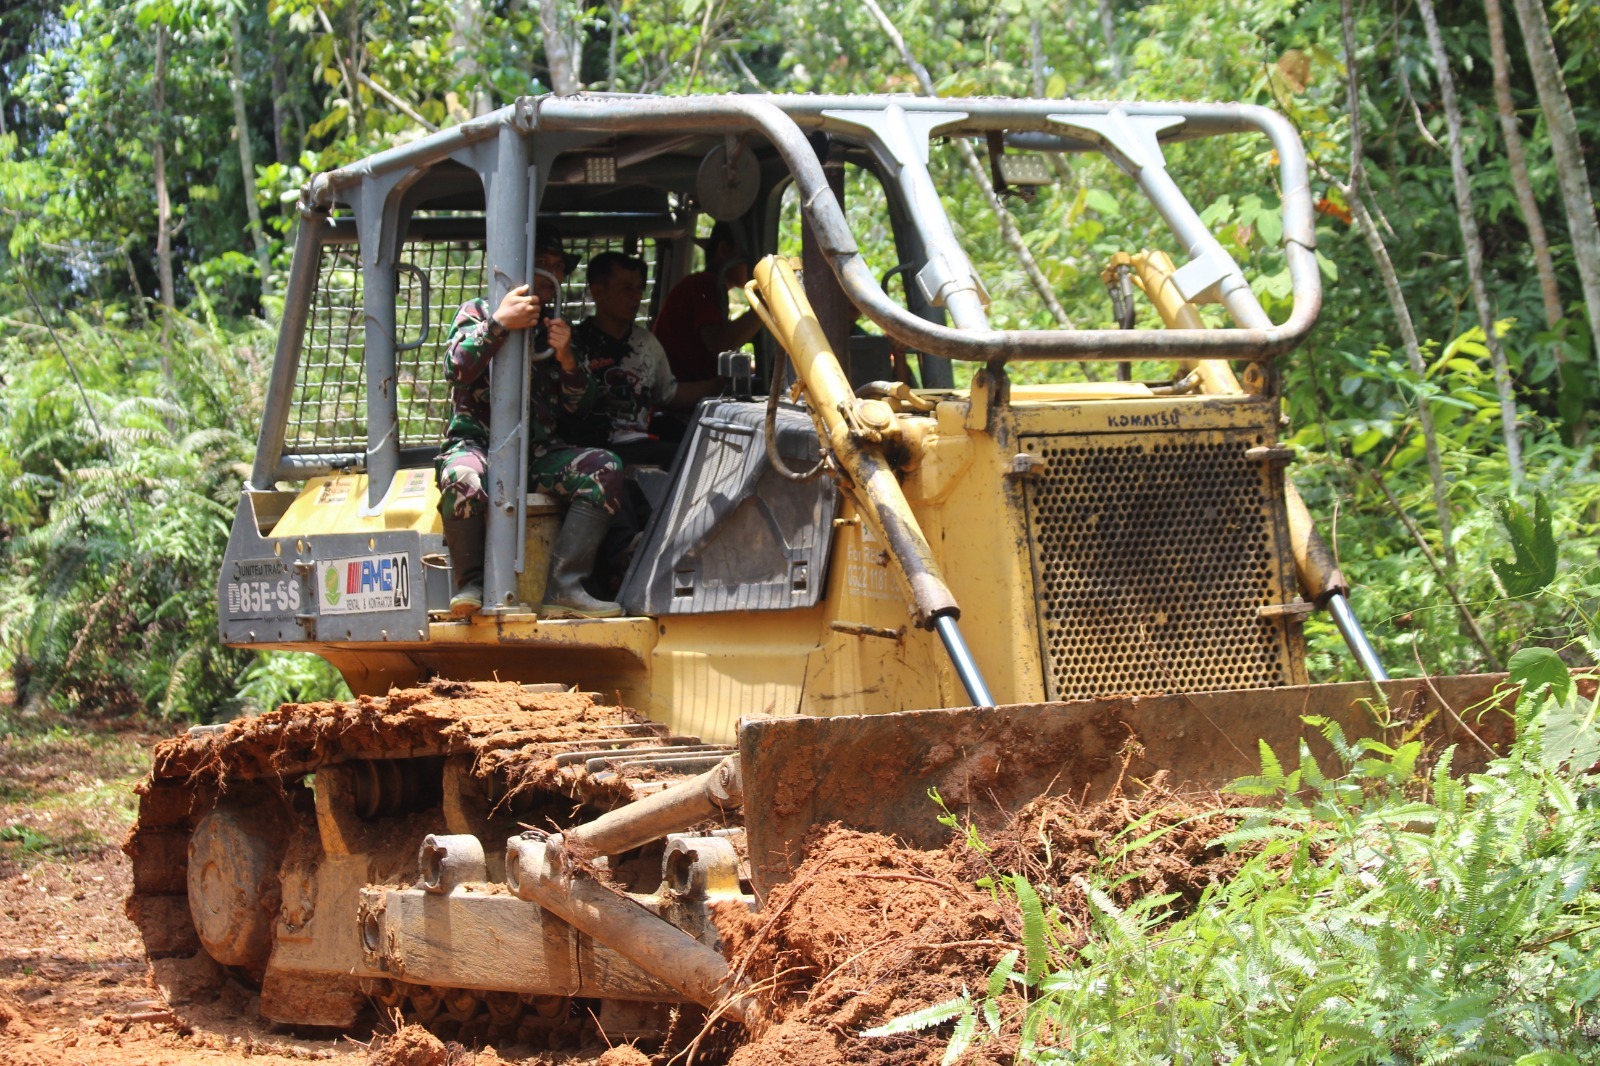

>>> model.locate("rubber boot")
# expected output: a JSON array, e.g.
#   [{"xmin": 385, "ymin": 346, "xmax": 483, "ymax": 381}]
[
  {"xmin": 441, "ymin": 513, "xmax": 485, "ymax": 618},
  {"xmin": 539, "ymin": 500, "xmax": 623, "ymax": 619}
]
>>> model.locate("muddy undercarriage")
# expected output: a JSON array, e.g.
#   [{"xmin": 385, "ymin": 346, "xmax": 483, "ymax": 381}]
[{"xmin": 124, "ymin": 680, "xmax": 748, "ymax": 1046}]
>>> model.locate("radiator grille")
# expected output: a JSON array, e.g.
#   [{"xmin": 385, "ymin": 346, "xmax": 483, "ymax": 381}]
[{"xmin": 1022, "ymin": 430, "xmax": 1300, "ymax": 700}]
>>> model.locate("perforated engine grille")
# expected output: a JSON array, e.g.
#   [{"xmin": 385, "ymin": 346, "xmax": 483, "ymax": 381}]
[{"xmin": 1022, "ymin": 430, "xmax": 1300, "ymax": 700}]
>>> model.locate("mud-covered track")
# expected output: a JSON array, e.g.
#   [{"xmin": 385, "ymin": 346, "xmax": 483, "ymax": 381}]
[{"xmin": 123, "ymin": 679, "xmax": 727, "ymax": 1036}]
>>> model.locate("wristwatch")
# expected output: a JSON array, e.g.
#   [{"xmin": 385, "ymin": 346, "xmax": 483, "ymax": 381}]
[{"xmin": 485, "ymin": 315, "xmax": 509, "ymax": 341}]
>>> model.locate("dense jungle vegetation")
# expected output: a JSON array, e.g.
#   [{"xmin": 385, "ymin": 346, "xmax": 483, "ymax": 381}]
[{"xmin": 1, "ymin": 0, "xmax": 1597, "ymax": 719}]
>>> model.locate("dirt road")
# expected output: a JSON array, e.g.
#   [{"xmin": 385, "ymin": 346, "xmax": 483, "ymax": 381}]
[{"xmin": 0, "ymin": 716, "xmax": 381, "ymax": 1065}]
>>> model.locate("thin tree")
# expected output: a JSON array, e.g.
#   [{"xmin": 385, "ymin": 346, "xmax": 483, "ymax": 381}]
[
  {"xmin": 1485, "ymin": 0, "xmax": 1561, "ymax": 331},
  {"xmin": 539, "ymin": 0, "xmax": 582, "ymax": 95},
  {"xmin": 227, "ymin": 10, "xmax": 273, "ymax": 309},
  {"xmin": 1096, "ymin": 0, "xmax": 1122, "ymax": 81},
  {"xmin": 152, "ymin": 22, "xmax": 176, "ymax": 314},
  {"xmin": 450, "ymin": 0, "xmax": 492, "ymax": 116},
  {"xmin": 1415, "ymin": 0, "xmax": 1523, "ymax": 486},
  {"xmin": 1335, "ymin": 0, "xmax": 1456, "ymax": 563},
  {"xmin": 859, "ymin": 0, "xmax": 1075, "ymax": 329},
  {"xmin": 270, "ymin": 27, "xmax": 291, "ymax": 165},
  {"xmin": 1510, "ymin": 0, "xmax": 1600, "ymax": 369}
]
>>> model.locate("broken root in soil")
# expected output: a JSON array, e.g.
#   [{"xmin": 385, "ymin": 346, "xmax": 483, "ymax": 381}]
[{"xmin": 718, "ymin": 773, "xmax": 1252, "ymax": 1066}]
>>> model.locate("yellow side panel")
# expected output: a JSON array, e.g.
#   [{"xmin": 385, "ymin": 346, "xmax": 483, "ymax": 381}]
[
  {"xmin": 269, "ymin": 470, "xmax": 444, "ymax": 538},
  {"xmin": 649, "ymin": 611, "xmax": 825, "ymax": 745},
  {"xmin": 799, "ymin": 510, "xmax": 947, "ymax": 715}
]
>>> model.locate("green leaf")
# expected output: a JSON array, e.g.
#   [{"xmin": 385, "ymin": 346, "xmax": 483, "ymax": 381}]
[
  {"xmin": 861, "ymin": 994, "xmax": 970, "ymax": 1037},
  {"xmin": 1508, "ymin": 647, "xmax": 1573, "ymax": 703},
  {"xmin": 1084, "ymin": 188, "xmax": 1121, "ymax": 216},
  {"xmin": 1200, "ymin": 195, "xmax": 1233, "ymax": 227},
  {"xmin": 1009, "ymin": 875, "xmax": 1049, "ymax": 983},
  {"xmin": 1491, "ymin": 493, "xmax": 1558, "ymax": 598},
  {"xmin": 941, "ymin": 1008, "xmax": 976, "ymax": 1066},
  {"xmin": 1535, "ymin": 693, "xmax": 1600, "ymax": 773},
  {"xmin": 987, "ymin": 949, "xmax": 1019, "ymax": 1001},
  {"xmin": 1256, "ymin": 206, "xmax": 1282, "ymax": 247},
  {"xmin": 1257, "ymin": 738, "xmax": 1284, "ymax": 783}
]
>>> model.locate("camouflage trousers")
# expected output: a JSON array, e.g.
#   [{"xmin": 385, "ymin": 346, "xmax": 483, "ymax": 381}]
[{"xmin": 435, "ymin": 439, "xmax": 623, "ymax": 519}]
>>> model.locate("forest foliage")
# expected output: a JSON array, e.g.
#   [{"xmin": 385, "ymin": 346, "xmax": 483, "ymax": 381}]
[
  {"xmin": 881, "ymin": 638, "xmax": 1600, "ymax": 1062},
  {"xmin": 1, "ymin": 0, "xmax": 1598, "ymax": 718}
]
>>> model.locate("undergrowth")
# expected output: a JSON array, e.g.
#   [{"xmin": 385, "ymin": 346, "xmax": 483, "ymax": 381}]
[
  {"xmin": 0, "ymin": 309, "xmax": 350, "ymax": 720},
  {"xmin": 876, "ymin": 502, "xmax": 1600, "ymax": 1064},
  {"xmin": 877, "ymin": 655, "xmax": 1600, "ymax": 1063}
]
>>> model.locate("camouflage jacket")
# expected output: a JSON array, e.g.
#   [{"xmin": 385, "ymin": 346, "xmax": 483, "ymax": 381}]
[{"xmin": 442, "ymin": 298, "xmax": 597, "ymax": 456}]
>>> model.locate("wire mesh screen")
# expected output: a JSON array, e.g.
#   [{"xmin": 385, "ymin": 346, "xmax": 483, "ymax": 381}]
[
  {"xmin": 1021, "ymin": 429, "xmax": 1301, "ymax": 700},
  {"xmin": 288, "ymin": 231, "xmax": 663, "ymax": 459},
  {"xmin": 287, "ymin": 245, "xmax": 366, "ymax": 453},
  {"xmin": 395, "ymin": 240, "xmax": 487, "ymax": 448}
]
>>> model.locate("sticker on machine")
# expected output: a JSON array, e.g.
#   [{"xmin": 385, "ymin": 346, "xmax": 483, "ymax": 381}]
[{"xmin": 317, "ymin": 553, "xmax": 412, "ymax": 614}]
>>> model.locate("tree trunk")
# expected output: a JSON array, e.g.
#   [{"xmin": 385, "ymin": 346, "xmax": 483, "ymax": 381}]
[
  {"xmin": 1510, "ymin": 0, "xmax": 1600, "ymax": 371},
  {"xmin": 270, "ymin": 28, "xmax": 291, "ymax": 165},
  {"xmin": 345, "ymin": 3, "xmax": 364, "ymax": 129},
  {"xmin": 1416, "ymin": 0, "xmax": 1523, "ymax": 487},
  {"xmin": 1097, "ymin": 0, "xmax": 1121, "ymax": 80},
  {"xmin": 153, "ymin": 23, "xmax": 175, "ymax": 314},
  {"xmin": 1485, "ymin": 0, "xmax": 1561, "ymax": 330},
  {"xmin": 608, "ymin": 0, "xmax": 620, "ymax": 90},
  {"xmin": 860, "ymin": 0, "xmax": 1075, "ymax": 329},
  {"xmin": 1338, "ymin": 0, "xmax": 1456, "ymax": 563},
  {"xmin": 539, "ymin": 0, "xmax": 581, "ymax": 95},
  {"xmin": 1028, "ymin": 17, "xmax": 1076, "ymax": 184},
  {"xmin": 450, "ymin": 0, "xmax": 493, "ymax": 115},
  {"xmin": 229, "ymin": 11, "xmax": 274, "ymax": 309},
  {"xmin": 684, "ymin": 0, "xmax": 720, "ymax": 92}
]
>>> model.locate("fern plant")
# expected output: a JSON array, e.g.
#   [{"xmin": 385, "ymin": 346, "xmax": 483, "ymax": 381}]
[{"xmin": 0, "ymin": 309, "xmax": 347, "ymax": 720}]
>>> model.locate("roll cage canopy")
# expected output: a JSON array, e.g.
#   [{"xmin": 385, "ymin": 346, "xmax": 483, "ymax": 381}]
[{"xmin": 255, "ymin": 93, "xmax": 1319, "ymax": 511}]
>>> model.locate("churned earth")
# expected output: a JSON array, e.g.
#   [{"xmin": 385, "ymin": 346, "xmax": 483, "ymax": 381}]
[{"xmin": 2, "ymin": 689, "xmax": 1250, "ymax": 1065}]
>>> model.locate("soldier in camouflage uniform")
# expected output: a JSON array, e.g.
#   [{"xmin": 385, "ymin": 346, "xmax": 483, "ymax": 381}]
[{"xmin": 436, "ymin": 231, "xmax": 624, "ymax": 619}]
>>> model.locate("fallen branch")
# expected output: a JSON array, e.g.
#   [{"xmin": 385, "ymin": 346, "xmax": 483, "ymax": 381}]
[{"xmin": 103, "ymin": 1009, "xmax": 177, "ymax": 1026}]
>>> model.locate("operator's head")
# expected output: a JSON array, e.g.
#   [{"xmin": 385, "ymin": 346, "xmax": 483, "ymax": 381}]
[
  {"xmin": 587, "ymin": 251, "xmax": 648, "ymax": 324},
  {"xmin": 698, "ymin": 221, "xmax": 750, "ymax": 287},
  {"xmin": 533, "ymin": 226, "xmax": 576, "ymax": 305}
]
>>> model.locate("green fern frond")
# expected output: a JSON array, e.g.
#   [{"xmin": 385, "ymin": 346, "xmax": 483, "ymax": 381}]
[
  {"xmin": 941, "ymin": 1008, "xmax": 976, "ymax": 1066},
  {"xmin": 1010, "ymin": 875, "xmax": 1050, "ymax": 983},
  {"xmin": 861, "ymin": 993, "xmax": 970, "ymax": 1037}
]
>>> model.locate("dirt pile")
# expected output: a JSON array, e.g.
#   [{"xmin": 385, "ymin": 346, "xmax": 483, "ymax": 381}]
[
  {"xmin": 721, "ymin": 776, "xmax": 1247, "ymax": 1065},
  {"xmin": 367, "ymin": 1025, "xmax": 454, "ymax": 1066}
]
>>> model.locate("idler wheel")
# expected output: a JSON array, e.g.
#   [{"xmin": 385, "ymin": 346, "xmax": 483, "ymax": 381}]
[{"xmin": 187, "ymin": 807, "xmax": 281, "ymax": 969}]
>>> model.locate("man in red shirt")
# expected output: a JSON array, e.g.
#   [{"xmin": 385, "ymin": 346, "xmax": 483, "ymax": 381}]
[{"xmin": 652, "ymin": 221, "xmax": 763, "ymax": 383}]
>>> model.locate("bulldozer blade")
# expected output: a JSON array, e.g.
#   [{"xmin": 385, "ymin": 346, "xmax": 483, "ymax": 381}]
[{"xmin": 739, "ymin": 674, "xmax": 1513, "ymax": 897}]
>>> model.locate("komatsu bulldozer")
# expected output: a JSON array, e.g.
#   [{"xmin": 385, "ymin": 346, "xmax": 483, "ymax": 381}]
[{"xmin": 126, "ymin": 94, "xmax": 1509, "ymax": 1043}]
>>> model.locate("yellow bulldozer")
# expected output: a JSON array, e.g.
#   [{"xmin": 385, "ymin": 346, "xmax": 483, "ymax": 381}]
[{"xmin": 126, "ymin": 94, "xmax": 1507, "ymax": 1043}]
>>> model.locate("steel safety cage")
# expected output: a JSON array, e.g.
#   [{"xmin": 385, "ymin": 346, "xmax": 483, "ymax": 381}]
[{"xmin": 254, "ymin": 93, "xmax": 1322, "ymax": 612}]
